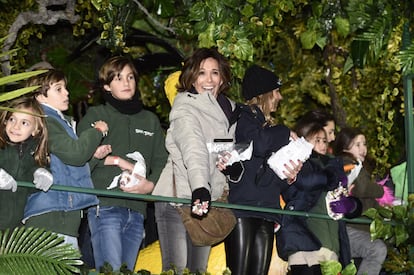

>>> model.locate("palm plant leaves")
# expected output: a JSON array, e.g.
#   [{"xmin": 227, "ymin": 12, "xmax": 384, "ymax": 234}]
[
  {"xmin": 398, "ymin": 42, "xmax": 414, "ymax": 76},
  {"xmin": 354, "ymin": 17, "xmax": 390, "ymax": 63},
  {"xmin": 0, "ymin": 70, "xmax": 47, "ymax": 87},
  {"xmin": 0, "ymin": 227, "xmax": 83, "ymax": 275},
  {"xmin": 0, "ymin": 86, "xmax": 41, "ymax": 102},
  {"xmin": 0, "ymin": 34, "xmax": 48, "ymax": 104},
  {"xmin": 0, "ymin": 70, "xmax": 47, "ymax": 104}
]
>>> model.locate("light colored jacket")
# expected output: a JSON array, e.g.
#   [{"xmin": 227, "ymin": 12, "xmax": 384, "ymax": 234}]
[{"xmin": 153, "ymin": 91, "xmax": 236, "ymax": 201}]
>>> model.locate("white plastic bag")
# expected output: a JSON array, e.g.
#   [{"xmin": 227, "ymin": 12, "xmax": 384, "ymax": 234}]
[
  {"xmin": 107, "ymin": 151, "xmax": 146, "ymax": 189},
  {"xmin": 267, "ymin": 137, "xmax": 313, "ymax": 180}
]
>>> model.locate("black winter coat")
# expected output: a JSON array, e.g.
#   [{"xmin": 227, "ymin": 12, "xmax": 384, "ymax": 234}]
[
  {"xmin": 228, "ymin": 104, "xmax": 291, "ymax": 223},
  {"xmin": 276, "ymin": 152, "xmax": 347, "ymax": 261}
]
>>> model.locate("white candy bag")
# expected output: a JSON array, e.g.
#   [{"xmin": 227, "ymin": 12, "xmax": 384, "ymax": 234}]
[{"xmin": 107, "ymin": 151, "xmax": 146, "ymax": 189}]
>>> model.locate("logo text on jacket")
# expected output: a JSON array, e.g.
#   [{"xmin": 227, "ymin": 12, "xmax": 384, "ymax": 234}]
[{"xmin": 135, "ymin": 129, "xmax": 154, "ymax": 136}]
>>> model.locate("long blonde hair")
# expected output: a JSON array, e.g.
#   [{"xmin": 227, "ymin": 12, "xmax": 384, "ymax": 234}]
[
  {"xmin": 0, "ymin": 96, "xmax": 49, "ymax": 167},
  {"xmin": 245, "ymin": 91, "xmax": 277, "ymax": 126}
]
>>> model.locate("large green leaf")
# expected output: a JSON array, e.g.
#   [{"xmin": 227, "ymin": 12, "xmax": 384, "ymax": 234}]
[
  {"xmin": 392, "ymin": 205, "xmax": 408, "ymax": 221},
  {"xmin": 377, "ymin": 206, "xmax": 393, "ymax": 219},
  {"xmin": 342, "ymin": 261, "xmax": 357, "ymax": 275},
  {"xmin": 363, "ymin": 207, "xmax": 378, "ymax": 219},
  {"xmin": 0, "ymin": 86, "xmax": 41, "ymax": 102},
  {"xmin": 0, "ymin": 70, "xmax": 47, "ymax": 86},
  {"xmin": 0, "ymin": 227, "xmax": 82, "ymax": 275},
  {"xmin": 335, "ymin": 17, "xmax": 350, "ymax": 37},
  {"xmin": 320, "ymin": 260, "xmax": 343, "ymax": 275},
  {"xmin": 394, "ymin": 223, "xmax": 409, "ymax": 247},
  {"xmin": 300, "ymin": 30, "xmax": 317, "ymax": 49}
]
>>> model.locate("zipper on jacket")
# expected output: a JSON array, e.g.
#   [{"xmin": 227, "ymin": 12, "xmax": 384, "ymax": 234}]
[
  {"xmin": 18, "ymin": 143, "xmax": 24, "ymax": 159},
  {"xmin": 69, "ymin": 195, "xmax": 73, "ymax": 208}
]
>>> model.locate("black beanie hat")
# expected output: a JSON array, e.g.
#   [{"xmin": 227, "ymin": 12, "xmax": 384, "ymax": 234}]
[{"xmin": 242, "ymin": 65, "xmax": 282, "ymax": 100}]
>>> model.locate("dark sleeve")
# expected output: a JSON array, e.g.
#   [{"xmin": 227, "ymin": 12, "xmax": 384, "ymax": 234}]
[
  {"xmin": 47, "ymin": 117, "xmax": 102, "ymax": 166},
  {"xmin": 147, "ymin": 117, "xmax": 168, "ymax": 184},
  {"xmin": 295, "ymin": 171, "xmax": 328, "ymax": 191},
  {"xmin": 324, "ymin": 157, "xmax": 348, "ymax": 190},
  {"xmin": 77, "ymin": 109, "xmax": 104, "ymax": 170},
  {"xmin": 352, "ymin": 168, "xmax": 384, "ymax": 199},
  {"xmin": 236, "ymin": 112, "xmax": 291, "ymax": 158}
]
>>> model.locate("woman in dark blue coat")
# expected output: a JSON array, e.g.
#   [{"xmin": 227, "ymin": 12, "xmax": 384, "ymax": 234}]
[{"xmin": 224, "ymin": 65, "xmax": 301, "ymax": 275}]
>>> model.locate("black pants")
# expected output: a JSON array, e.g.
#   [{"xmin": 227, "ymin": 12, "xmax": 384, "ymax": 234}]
[
  {"xmin": 289, "ymin": 264, "xmax": 322, "ymax": 275},
  {"xmin": 224, "ymin": 217, "xmax": 274, "ymax": 275}
]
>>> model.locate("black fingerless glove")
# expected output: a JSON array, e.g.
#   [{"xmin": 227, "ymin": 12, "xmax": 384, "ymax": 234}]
[
  {"xmin": 191, "ymin": 187, "xmax": 211, "ymax": 217},
  {"xmin": 192, "ymin": 187, "xmax": 211, "ymax": 204},
  {"xmin": 221, "ymin": 161, "xmax": 244, "ymax": 183},
  {"xmin": 343, "ymin": 196, "xmax": 363, "ymax": 219}
]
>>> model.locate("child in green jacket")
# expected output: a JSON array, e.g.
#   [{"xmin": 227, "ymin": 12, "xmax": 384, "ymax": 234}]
[
  {"xmin": 23, "ymin": 69, "xmax": 110, "ymax": 249},
  {"xmin": 0, "ymin": 96, "xmax": 51, "ymax": 230},
  {"xmin": 78, "ymin": 56, "xmax": 168, "ymax": 271}
]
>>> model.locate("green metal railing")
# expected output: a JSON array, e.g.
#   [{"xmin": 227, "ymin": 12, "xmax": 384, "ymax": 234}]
[
  {"xmin": 402, "ymin": 22, "xmax": 414, "ymax": 273},
  {"xmin": 17, "ymin": 181, "xmax": 372, "ymax": 225},
  {"xmin": 403, "ymin": 23, "xmax": 414, "ymax": 194}
]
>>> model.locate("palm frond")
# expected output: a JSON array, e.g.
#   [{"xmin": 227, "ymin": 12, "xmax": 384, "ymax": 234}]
[
  {"xmin": 0, "ymin": 70, "xmax": 47, "ymax": 86},
  {"xmin": 397, "ymin": 41, "xmax": 414, "ymax": 76},
  {"xmin": 0, "ymin": 227, "xmax": 83, "ymax": 275},
  {"xmin": 346, "ymin": 0, "xmax": 372, "ymax": 31},
  {"xmin": 354, "ymin": 17, "xmax": 390, "ymax": 62},
  {"xmin": 0, "ymin": 86, "xmax": 41, "ymax": 102}
]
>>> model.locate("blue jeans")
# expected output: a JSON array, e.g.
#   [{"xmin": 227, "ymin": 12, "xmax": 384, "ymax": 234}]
[
  {"xmin": 88, "ymin": 206, "xmax": 144, "ymax": 271},
  {"xmin": 57, "ymin": 233, "xmax": 79, "ymax": 251},
  {"xmin": 155, "ymin": 202, "xmax": 211, "ymax": 274}
]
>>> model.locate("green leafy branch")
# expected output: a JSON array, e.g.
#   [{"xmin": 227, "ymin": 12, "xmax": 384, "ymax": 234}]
[
  {"xmin": 364, "ymin": 194, "xmax": 414, "ymax": 273},
  {"xmin": 0, "ymin": 227, "xmax": 82, "ymax": 275}
]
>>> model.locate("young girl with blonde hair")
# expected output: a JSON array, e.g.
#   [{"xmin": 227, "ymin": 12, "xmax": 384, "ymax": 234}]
[{"xmin": 0, "ymin": 95, "xmax": 51, "ymax": 230}]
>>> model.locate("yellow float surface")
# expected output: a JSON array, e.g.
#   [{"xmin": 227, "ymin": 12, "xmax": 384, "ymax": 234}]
[{"xmin": 135, "ymin": 240, "xmax": 288, "ymax": 275}]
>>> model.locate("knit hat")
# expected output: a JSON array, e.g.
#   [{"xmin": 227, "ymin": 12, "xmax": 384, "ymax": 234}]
[{"xmin": 242, "ymin": 65, "xmax": 282, "ymax": 100}]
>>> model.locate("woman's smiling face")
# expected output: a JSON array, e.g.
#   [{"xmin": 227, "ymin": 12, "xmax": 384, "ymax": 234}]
[{"xmin": 192, "ymin": 57, "xmax": 223, "ymax": 97}]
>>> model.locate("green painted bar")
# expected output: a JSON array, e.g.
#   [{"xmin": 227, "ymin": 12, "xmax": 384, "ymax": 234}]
[{"xmin": 17, "ymin": 181, "xmax": 372, "ymax": 225}]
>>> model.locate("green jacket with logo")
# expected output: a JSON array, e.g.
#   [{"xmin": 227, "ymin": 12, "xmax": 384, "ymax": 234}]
[{"xmin": 77, "ymin": 103, "xmax": 168, "ymax": 216}]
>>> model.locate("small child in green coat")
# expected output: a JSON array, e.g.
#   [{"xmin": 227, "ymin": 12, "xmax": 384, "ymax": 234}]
[{"xmin": 0, "ymin": 95, "xmax": 52, "ymax": 231}]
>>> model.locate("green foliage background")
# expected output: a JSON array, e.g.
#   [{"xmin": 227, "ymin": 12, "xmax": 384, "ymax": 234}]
[{"xmin": 1, "ymin": 0, "xmax": 413, "ymax": 175}]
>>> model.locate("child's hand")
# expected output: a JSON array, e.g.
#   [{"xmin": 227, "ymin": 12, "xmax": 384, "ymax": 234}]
[
  {"xmin": 290, "ymin": 131, "xmax": 298, "ymax": 140},
  {"xmin": 33, "ymin": 168, "xmax": 53, "ymax": 191},
  {"xmin": 120, "ymin": 174, "xmax": 154, "ymax": 194},
  {"xmin": 94, "ymin": 144, "xmax": 112, "ymax": 159},
  {"xmin": 0, "ymin": 168, "xmax": 17, "ymax": 192},
  {"xmin": 92, "ymin": 120, "xmax": 109, "ymax": 136}
]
